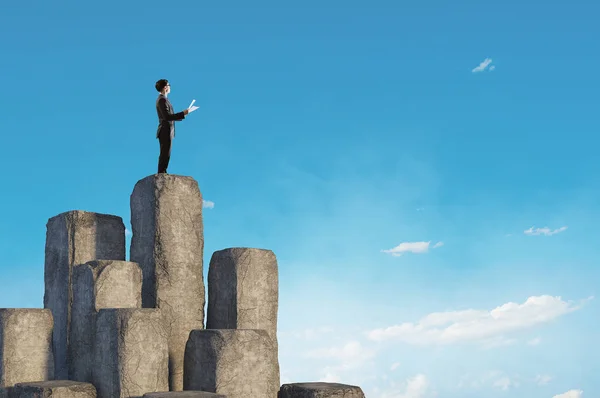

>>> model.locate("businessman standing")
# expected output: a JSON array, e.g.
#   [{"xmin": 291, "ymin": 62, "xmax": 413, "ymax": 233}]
[{"xmin": 155, "ymin": 79, "xmax": 190, "ymax": 174}]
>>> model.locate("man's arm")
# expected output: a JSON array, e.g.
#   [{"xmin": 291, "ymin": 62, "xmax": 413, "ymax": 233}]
[{"xmin": 157, "ymin": 97, "xmax": 188, "ymax": 121}]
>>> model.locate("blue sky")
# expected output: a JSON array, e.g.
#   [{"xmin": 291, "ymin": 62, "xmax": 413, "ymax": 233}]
[{"xmin": 1, "ymin": 1, "xmax": 598, "ymax": 397}]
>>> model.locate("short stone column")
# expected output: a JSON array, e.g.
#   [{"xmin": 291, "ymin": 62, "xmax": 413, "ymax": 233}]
[
  {"xmin": 44, "ymin": 210, "xmax": 125, "ymax": 379},
  {"xmin": 0, "ymin": 309, "xmax": 54, "ymax": 386},
  {"xmin": 278, "ymin": 382, "xmax": 366, "ymax": 398},
  {"xmin": 93, "ymin": 309, "xmax": 168, "ymax": 398},
  {"xmin": 70, "ymin": 260, "xmax": 142, "ymax": 382},
  {"xmin": 10, "ymin": 381, "xmax": 97, "ymax": 397},
  {"xmin": 143, "ymin": 392, "xmax": 226, "ymax": 397},
  {"xmin": 183, "ymin": 329, "xmax": 279, "ymax": 398},
  {"xmin": 130, "ymin": 174, "xmax": 206, "ymax": 391},
  {"xmin": 206, "ymin": 248, "xmax": 279, "ymax": 350}
]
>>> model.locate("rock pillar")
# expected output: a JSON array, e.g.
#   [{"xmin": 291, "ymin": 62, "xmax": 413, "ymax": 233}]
[
  {"xmin": 183, "ymin": 329, "xmax": 279, "ymax": 398},
  {"xmin": 44, "ymin": 210, "xmax": 125, "ymax": 379},
  {"xmin": 93, "ymin": 308, "xmax": 168, "ymax": 398},
  {"xmin": 70, "ymin": 260, "xmax": 142, "ymax": 382},
  {"xmin": 0, "ymin": 309, "xmax": 54, "ymax": 386},
  {"xmin": 206, "ymin": 248, "xmax": 279, "ymax": 351},
  {"xmin": 130, "ymin": 174, "xmax": 205, "ymax": 391}
]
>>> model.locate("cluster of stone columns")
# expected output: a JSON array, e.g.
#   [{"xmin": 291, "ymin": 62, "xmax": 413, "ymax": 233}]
[{"xmin": 0, "ymin": 174, "xmax": 365, "ymax": 398}]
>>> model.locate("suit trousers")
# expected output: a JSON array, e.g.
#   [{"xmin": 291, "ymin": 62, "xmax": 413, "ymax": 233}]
[{"xmin": 157, "ymin": 131, "xmax": 172, "ymax": 173}]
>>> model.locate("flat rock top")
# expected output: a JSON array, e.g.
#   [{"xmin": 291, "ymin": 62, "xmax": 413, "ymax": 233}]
[
  {"xmin": 282, "ymin": 382, "xmax": 362, "ymax": 391},
  {"xmin": 144, "ymin": 392, "xmax": 226, "ymax": 397},
  {"xmin": 14, "ymin": 380, "xmax": 95, "ymax": 388}
]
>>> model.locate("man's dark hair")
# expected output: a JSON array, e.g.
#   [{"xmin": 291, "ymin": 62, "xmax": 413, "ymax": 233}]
[{"xmin": 155, "ymin": 79, "xmax": 169, "ymax": 92}]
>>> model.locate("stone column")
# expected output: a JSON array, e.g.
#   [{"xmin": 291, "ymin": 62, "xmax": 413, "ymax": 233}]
[
  {"xmin": 10, "ymin": 381, "xmax": 97, "ymax": 398},
  {"xmin": 70, "ymin": 260, "xmax": 142, "ymax": 382},
  {"xmin": 183, "ymin": 329, "xmax": 279, "ymax": 398},
  {"xmin": 143, "ymin": 393, "xmax": 226, "ymax": 397},
  {"xmin": 130, "ymin": 174, "xmax": 205, "ymax": 391},
  {"xmin": 207, "ymin": 248, "xmax": 279, "ymax": 351},
  {"xmin": 0, "ymin": 309, "xmax": 54, "ymax": 386},
  {"xmin": 93, "ymin": 308, "xmax": 168, "ymax": 398},
  {"xmin": 44, "ymin": 210, "xmax": 125, "ymax": 379},
  {"xmin": 278, "ymin": 382, "xmax": 366, "ymax": 398}
]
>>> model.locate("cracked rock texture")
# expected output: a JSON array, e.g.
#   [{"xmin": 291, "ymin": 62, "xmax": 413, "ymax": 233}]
[
  {"xmin": 10, "ymin": 380, "xmax": 97, "ymax": 397},
  {"xmin": 278, "ymin": 383, "xmax": 366, "ymax": 398},
  {"xmin": 44, "ymin": 210, "xmax": 125, "ymax": 379},
  {"xmin": 183, "ymin": 329, "xmax": 279, "ymax": 398},
  {"xmin": 207, "ymin": 248, "xmax": 279, "ymax": 353},
  {"xmin": 143, "ymin": 392, "xmax": 226, "ymax": 397},
  {"xmin": 0, "ymin": 309, "xmax": 54, "ymax": 386},
  {"xmin": 93, "ymin": 309, "xmax": 168, "ymax": 398},
  {"xmin": 130, "ymin": 174, "xmax": 205, "ymax": 391},
  {"xmin": 70, "ymin": 260, "xmax": 142, "ymax": 383}
]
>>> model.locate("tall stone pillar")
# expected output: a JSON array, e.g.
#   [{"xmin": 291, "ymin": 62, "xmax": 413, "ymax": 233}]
[
  {"xmin": 70, "ymin": 260, "xmax": 142, "ymax": 382},
  {"xmin": 44, "ymin": 210, "xmax": 125, "ymax": 379},
  {"xmin": 130, "ymin": 174, "xmax": 205, "ymax": 391},
  {"xmin": 206, "ymin": 248, "xmax": 279, "ymax": 352},
  {"xmin": 0, "ymin": 309, "xmax": 54, "ymax": 387}
]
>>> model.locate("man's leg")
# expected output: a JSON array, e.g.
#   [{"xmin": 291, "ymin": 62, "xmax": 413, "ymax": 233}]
[{"xmin": 157, "ymin": 133, "xmax": 172, "ymax": 174}]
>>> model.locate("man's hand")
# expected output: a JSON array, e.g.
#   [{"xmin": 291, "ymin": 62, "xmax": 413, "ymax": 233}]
[{"xmin": 183, "ymin": 109, "xmax": 189, "ymax": 115}]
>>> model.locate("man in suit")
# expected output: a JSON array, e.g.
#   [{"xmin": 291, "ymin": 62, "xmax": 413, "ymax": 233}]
[{"xmin": 155, "ymin": 79, "xmax": 190, "ymax": 174}]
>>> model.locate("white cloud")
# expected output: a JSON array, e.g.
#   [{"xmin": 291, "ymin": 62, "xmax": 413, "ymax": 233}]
[
  {"xmin": 390, "ymin": 362, "xmax": 401, "ymax": 371},
  {"xmin": 489, "ymin": 65, "xmax": 496, "ymax": 71},
  {"xmin": 203, "ymin": 200, "xmax": 215, "ymax": 209},
  {"xmin": 524, "ymin": 226, "xmax": 567, "ymax": 236},
  {"xmin": 380, "ymin": 374, "xmax": 430, "ymax": 398},
  {"xmin": 457, "ymin": 371, "xmax": 520, "ymax": 391},
  {"xmin": 553, "ymin": 390, "xmax": 583, "ymax": 398},
  {"xmin": 472, "ymin": 58, "xmax": 493, "ymax": 72},
  {"xmin": 528, "ymin": 337, "xmax": 542, "ymax": 346},
  {"xmin": 306, "ymin": 341, "xmax": 376, "ymax": 367},
  {"xmin": 381, "ymin": 241, "xmax": 443, "ymax": 257},
  {"xmin": 125, "ymin": 228, "xmax": 132, "ymax": 237},
  {"xmin": 535, "ymin": 374, "xmax": 552, "ymax": 385},
  {"xmin": 318, "ymin": 372, "xmax": 341, "ymax": 382},
  {"xmin": 367, "ymin": 295, "xmax": 591, "ymax": 345},
  {"xmin": 287, "ymin": 327, "xmax": 335, "ymax": 340},
  {"xmin": 493, "ymin": 376, "xmax": 519, "ymax": 390}
]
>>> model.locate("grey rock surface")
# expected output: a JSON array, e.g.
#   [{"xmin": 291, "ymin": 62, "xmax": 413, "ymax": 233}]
[
  {"xmin": 0, "ymin": 309, "xmax": 54, "ymax": 387},
  {"xmin": 11, "ymin": 380, "xmax": 97, "ymax": 397},
  {"xmin": 143, "ymin": 392, "xmax": 226, "ymax": 397},
  {"xmin": 278, "ymin": 382, "xmax": 366, "ymax": 398},
  {"xmin": 70, "ymin": 260, "xmax": 142, "ymax": 382},
  {"xmin": 130, "ymin": 174, "xmax": 205, "ymax": 391},
  {"xmin": 93, "ymin": 309, "xmax": 168, "ymax": 398},
  {"xmin": 44, "ymin": 210, "xmax": 125, "ymax": 379},
  {"xmin": 183, "ymin": 329, "xmax": 279, "ymax": 398},
  {"xmin": 207, "ymin": 248, "xmax": 279, "ymax": 351}
]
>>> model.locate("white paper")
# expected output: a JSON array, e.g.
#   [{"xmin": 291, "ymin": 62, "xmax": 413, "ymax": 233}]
[
  {"xmin": 188, "ymin": 99, "xmax": 196, "ymax": 109},
  {"xmin": 188, "ymin": 105, "xmax": 199, "ymax": 113}
]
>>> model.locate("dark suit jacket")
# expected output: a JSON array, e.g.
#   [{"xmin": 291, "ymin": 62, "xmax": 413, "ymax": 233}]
[{"xmin": 156, "ymin": 93, "xmax": 185, "ymax": 139}]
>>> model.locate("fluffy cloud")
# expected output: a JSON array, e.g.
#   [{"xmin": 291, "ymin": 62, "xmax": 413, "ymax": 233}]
[
  {"xmin": 125, "ymin": 227, "xmax": 132, "ymax": 237},
  {"xmin": 286, "ymin": 327, "xmax": 335, "ymax": 341},
  {"xmin": 524, "ymin": 226, "xmax": 567, "ymax": 236},
  {"xmin": 553, "ymin": 390, "xmax": 583, "ymax": 398},
  {"xmin": 528, "ymin": 337, "xmax": 541, "ymax": 346},
  {"xmin": 306, "ymin": 341, "xmax": 375, "ymax": 368},
  {"xmin": 493, "ymin": 376, "xmax": 519, "ymax": 390},
  {"xmin": 472, "ymin": 58, "xmax": 494, "ymax": 72},
  {"xmin": 367, "ymin": 295, "xmax": 591, "ymax": 345},
  {"xmin": 380, "ymin": 374, "xmax": 430, "ymax": 398},
  {"xmin": 202, "ymin": 199, "xmax": 215, "ymax": 209},
  {"xmin": 535, "ymin": 374, "xmax": 552, "ymax": 385},
  {"xmin": 381, "ymin": 241, "xmax": 443, "ymax": 257}
]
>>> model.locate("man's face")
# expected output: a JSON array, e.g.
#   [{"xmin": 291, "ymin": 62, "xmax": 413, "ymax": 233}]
[{"xmin": 165, "ymin": 82, "xmax": 171, "ymax": 94}]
